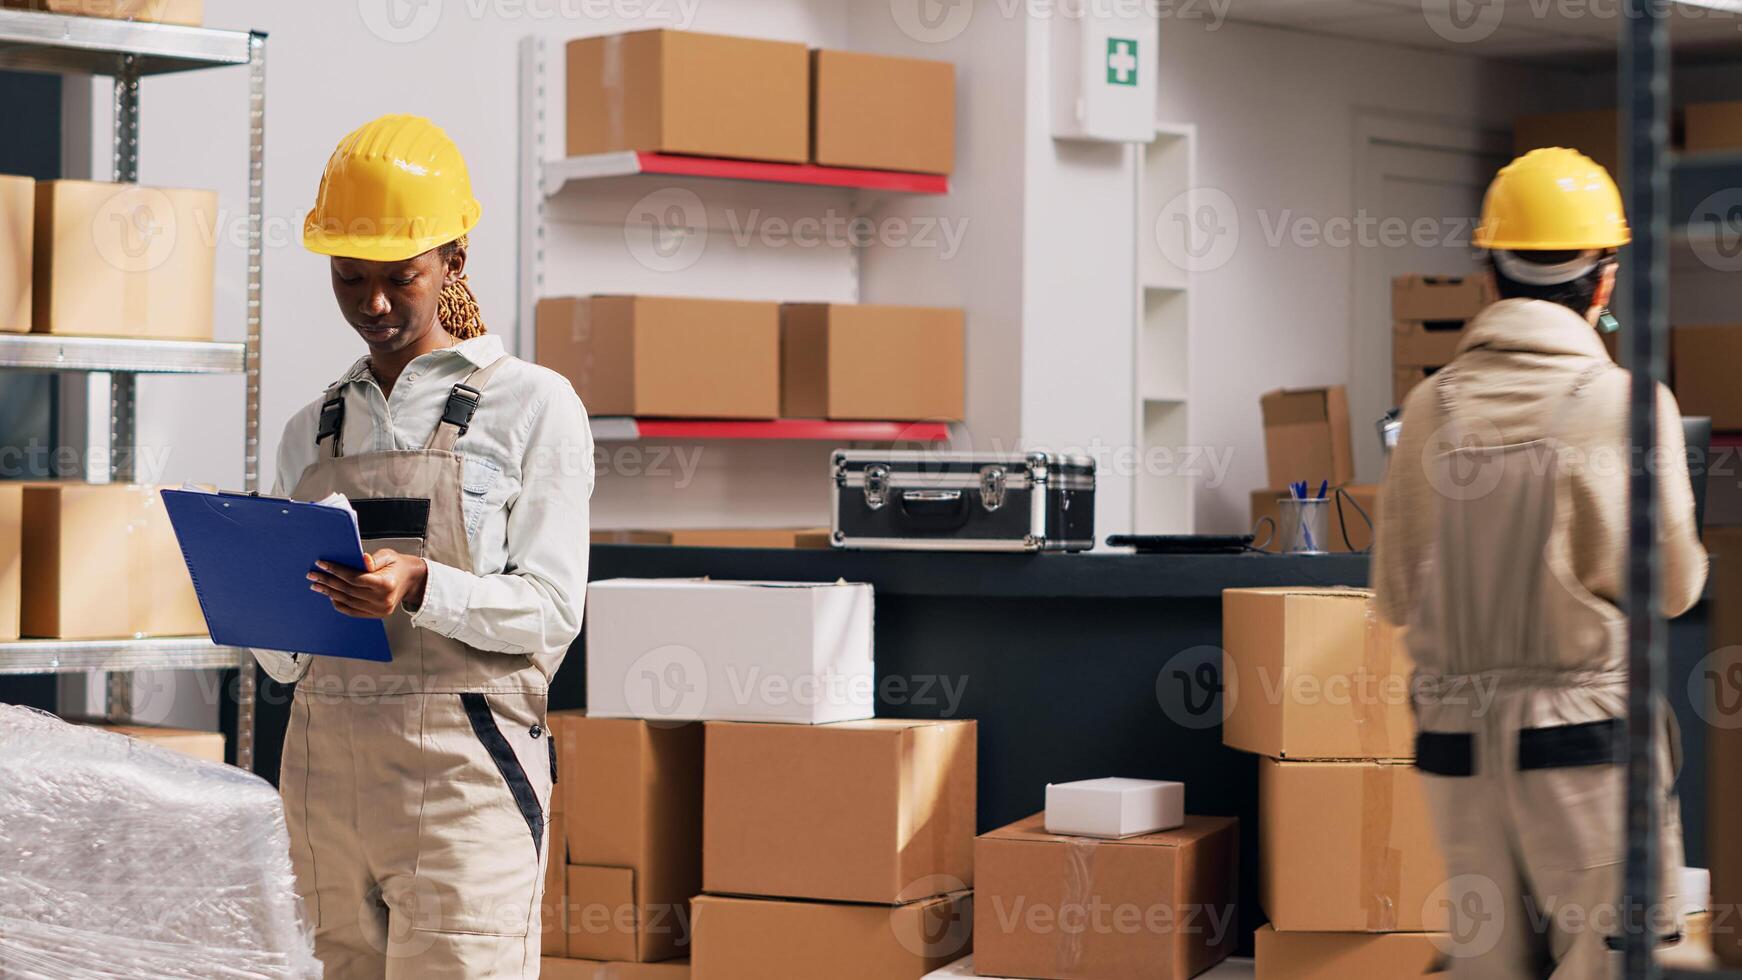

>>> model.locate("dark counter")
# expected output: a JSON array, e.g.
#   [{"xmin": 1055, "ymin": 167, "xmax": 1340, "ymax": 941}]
[{"xmin": 243, "ymin": 544, "xmax": 1711, "ymax": 956}]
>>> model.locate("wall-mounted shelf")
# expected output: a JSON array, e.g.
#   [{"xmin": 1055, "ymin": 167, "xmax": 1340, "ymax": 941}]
[
  {"xmin": 592, "ymin": 418, "xmax": 953, "ymax": 442},
  {"xmin": 0, "ymin": 9, "xmax": 252, "ymax": 75},
  {"xmin": 1133, "ymin": 124, "xmax": 1197, "ymax": 534},
  {"xmin": 543, "ymin": 151, "xmax": 950, "ymax": 198},
  {"xmin": 0, "ymin": 334, "xmax": 247, "ymax": 374},
  {"xmin": 0, "ymin": 637, "xmax": 244, "ymax": 676}
]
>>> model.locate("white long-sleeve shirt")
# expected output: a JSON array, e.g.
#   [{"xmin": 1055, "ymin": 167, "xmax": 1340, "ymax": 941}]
[{"xmin": 251, "ymin": 333, "xmax": 594, "ymax": 684}]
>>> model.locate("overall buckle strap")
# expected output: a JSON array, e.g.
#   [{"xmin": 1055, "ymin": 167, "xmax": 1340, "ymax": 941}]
[
  {"xmin": 315, "ymin": 394, "xmax": 346, "ymax": 457},
  {"xmin": 441, "ymin": 382, "xmax": 483, "ymax": 438}
]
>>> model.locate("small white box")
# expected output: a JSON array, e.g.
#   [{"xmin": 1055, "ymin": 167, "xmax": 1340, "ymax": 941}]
[
  {"xmin": 1044, "ymin": 777, "xmax": 1185, "ymax": 839},
  {"xmin": 585, "ymin": 578, "xmax": 874, "ymax": 725},
  {"xmin": 923, "ymin": 955, "xmax": 999, "ymax": 978}
]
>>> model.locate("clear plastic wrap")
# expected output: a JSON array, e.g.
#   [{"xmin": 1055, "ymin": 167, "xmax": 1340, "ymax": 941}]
[{"xmin": 0, "ymin": 705, "xmax": 320, "ymax": 979}]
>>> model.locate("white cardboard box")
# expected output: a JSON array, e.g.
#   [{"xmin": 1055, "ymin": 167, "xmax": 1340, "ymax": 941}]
[
  {"xmin": 585, "ymin": 578, "xmax": 874, "ymax": 724},
  {"xmin": 1044, "ymin": 777, "xmax": 1184, "ymax": 838}
]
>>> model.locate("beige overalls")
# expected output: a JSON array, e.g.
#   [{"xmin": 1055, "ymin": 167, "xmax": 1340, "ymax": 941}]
[
  {"xmin": 1407, "ymin": 367, "xmax": 1683, "ymax": 978},
  {"xmin": 280, "ymin": 356, "xmax": 555, "ymax": 979}
]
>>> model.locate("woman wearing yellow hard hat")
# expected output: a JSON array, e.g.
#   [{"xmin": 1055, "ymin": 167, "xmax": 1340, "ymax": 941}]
[
  {"xmin": 250, "ymin": 113, "xmax": 593, "ymax": 978},
  {"xmin": 1374, "ymin": 147, "xmax": 1706, "ymax": 977}
]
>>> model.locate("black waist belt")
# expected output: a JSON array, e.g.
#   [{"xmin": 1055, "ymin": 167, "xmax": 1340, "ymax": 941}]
[{"xmin": 1416, "ymin": 719, "xmax": 1623, "ymax": 777}]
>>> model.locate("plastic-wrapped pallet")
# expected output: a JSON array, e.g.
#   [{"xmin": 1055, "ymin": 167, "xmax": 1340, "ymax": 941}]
[{"xmin": 0, "ymin": 705, "xmax": 318, "ymax": 979}]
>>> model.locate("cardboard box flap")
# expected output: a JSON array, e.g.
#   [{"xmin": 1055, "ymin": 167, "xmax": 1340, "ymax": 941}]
[
  {"xmin": 981, "ymin": 811, "xmax": 1233, "ymax": 849},
  {"xmin": 566, "ymin": 864, "xmax": 640, "ymax": 962}
]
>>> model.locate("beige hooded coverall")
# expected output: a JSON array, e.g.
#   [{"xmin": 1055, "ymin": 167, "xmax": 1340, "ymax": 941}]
[
  {"xmin": 1372, "ymin": 298, "xmax": 1707, "ymax": 978},
  {"xmin": 256, "ymin": 338, "xmax": 592, "ymax": 980}
]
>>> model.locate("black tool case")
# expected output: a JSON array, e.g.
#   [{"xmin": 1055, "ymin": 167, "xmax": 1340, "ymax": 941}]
[{"xmin": 830, "ymin": 450, "xmax": 1096, "ymax": 552}]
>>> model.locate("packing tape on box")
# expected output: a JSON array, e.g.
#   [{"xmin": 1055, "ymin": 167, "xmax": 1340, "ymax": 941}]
[
  {"xmin": 1354, "ymin": 600, "xmax": 1394, "ymax": 759},
  {"xmin": 1360, "ymin": 764, "xmax": 1404, "ymax": 931},
  {"xmin": 1057, "ymin": 838, "xmax": 1096, "ymax": 974},
  {"xmin": 601, "ymin": 33, "xmax": 625, "ymax": 149}
]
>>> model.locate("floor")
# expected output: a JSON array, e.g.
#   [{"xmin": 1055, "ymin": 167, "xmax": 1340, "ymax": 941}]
[{"xmin": 1204, "ymin": 958, "xmax": 1256, "ymax": 978}]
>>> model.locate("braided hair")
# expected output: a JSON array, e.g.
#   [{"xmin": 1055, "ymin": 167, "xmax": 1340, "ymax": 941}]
[{"xmin": 437, "ymin": 235, "xmax": 487, "ymax": 339}]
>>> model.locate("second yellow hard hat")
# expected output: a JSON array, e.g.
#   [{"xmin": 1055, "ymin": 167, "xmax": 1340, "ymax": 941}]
[
  {"xmin": 303, "ymin": 113, "xmax": 482, "ymax": 262},
  {"xmin": 1473, "ymin": 146, "xmax": 1630, "ymax": 251}
]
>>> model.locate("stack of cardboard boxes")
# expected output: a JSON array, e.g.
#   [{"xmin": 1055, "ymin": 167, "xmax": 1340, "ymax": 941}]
[
  {"xmin": 562, "ymin": 578, "xmax": 976, "ymax": 979},
  {"xmin": 535, "ymin": 296, "xmax": 966, "ymax": 424},
  {"xmin": 0, "ymin": 1, "xmax": 203, "ymax": 24},
  {"xmin": 0, "ymin": 173, "xmax": 217, "ymax": 341},
  {"xmin": 541, "ymin": 29, "xmax": 964, "ymax": 427},
  {"xmin": 1249, "ymin": 386, "xmax": 1379, "ymax": 554},
  {"xmin": 0, "ymin": 482, "xmax": 205, "ymax": 645},
  {"xmin": 1223, "ymin": 587, "xmax": 1449, "ymax": 978},
  {"xmin": 1390, "ymin": 275, "xmax": 1494, "ymax": 406},
  {"xmin": 539, "ymin": 712, "xmax": 702, "ymax": 980},
  {"xmin": 969, "ymin": 805, "xmax": 1238, "ymax": 978},
  {"xmin": 564, "ymin": 29, "xmax": 954, "ymax": 175}
]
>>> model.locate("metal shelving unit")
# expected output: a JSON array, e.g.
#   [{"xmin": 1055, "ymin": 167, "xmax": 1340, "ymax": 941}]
[{"xmin": 0, "ymin": 10, "xmax": 265, "ymax": 771}]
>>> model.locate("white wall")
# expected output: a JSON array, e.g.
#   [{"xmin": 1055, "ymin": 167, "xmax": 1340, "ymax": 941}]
[{"xmin": 1156, "ymin": 16, "xmax": 1587, "ymax": 531}]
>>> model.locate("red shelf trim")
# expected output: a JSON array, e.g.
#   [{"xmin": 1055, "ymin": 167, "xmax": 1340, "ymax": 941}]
[
  {"xmin": 627, "ymin": 419, "xmax": 952, "ymax": 442},
  {"xmin": 634, "ymin": 152, "xmax": 949, "ymax": 194}
]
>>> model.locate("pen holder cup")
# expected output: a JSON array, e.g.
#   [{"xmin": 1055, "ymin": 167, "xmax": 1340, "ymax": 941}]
[{"xmin": 1277, "ymin": 497, "xmax": 1330, "ymax": 555}]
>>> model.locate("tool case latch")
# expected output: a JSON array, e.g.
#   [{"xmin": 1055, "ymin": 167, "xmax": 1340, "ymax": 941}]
[
  {"xmin": 980, "ymin": 466, "xmax": 1007, "ymax": 512},
  {"xmin": 863, "ymin": 464, "xmax": 890, "ymax": 510}
]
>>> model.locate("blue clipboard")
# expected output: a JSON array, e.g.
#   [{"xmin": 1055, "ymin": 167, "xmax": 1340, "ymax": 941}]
[{"xmin": 160, "ymin": 489, "xmax": 392, "ymax": 662}]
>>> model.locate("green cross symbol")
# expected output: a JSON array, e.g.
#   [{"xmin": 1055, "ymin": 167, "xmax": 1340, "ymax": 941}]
[{"xmin": 1107, "ymin": 37, "xmax": 1138, "ymax": 86}]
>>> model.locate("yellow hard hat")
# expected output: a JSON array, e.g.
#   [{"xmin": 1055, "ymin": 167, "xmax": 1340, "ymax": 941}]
[
  {"xmin": 302, "ymin": 114, "xmax": 482, "ymax": 262},
  {"xmin": 1473, "ymin": 147, "xmax": 1630, "ymax": 250}
]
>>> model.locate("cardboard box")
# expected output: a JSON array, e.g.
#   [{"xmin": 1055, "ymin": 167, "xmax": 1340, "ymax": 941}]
[
  {"xmin": 1249, "ymin": 484, "xmax": 1379, "ymax": 554},
  {"xmin": 1223, "ymin": 587, "xmax": 1413, "ymax": 761},
  {"xmin": 566, "ymin": 30, "xmax": 808, "ymax": 163},
  {"xmin": 0, "ymin": 483, "xmax": 19, "ymax": 640},
  {"xmin": 540, "ymin": 957, "xmax": 690, "ymax": 980},
  {"xmin": 690, "ymin": 891, "xmax": 972, "ymax": 980},
  {"xmin": 1260, "ymin": 386, "xmax": 1354, "ymax": 489},
  {"xmin": 1252, "ymin": 924, "xmax": 1445, "ymax": 979},
  {"xmin": 1, "ymin": 0, "xmax": 202, "ymax": 24},
  {"xmin": 0, "ymin": 174, "xmax": 30, "ymax": 333},
  {"xmin": 1709, "ymin": 526, "xmax": 1742, "ymax": 967},
  {"xmin": 973, "ymin": 812, "xmax": 1237, "ymax": 980},
  {"xmin": 1393, "ymin": 366, "xmax": 1440, "ymax": 407},
  {"xmin": 1390, "ymin": 275, "xmax": 1491, "ymax": 322},
  {"xmin": 84, "ymin": 723, "xmax": 225, "ymax": 763},
  {"xmin": 20, "ymin": 483, "xmax": 205, "ymax": 639},
  {"xmin": 780, "ymin": 303, "xmax": 965, "ymax": 421},
  {"xmin": 1672, "ymin": 325, "xmax": 1742, "ymax": 431},
  {"xmin": 1044, "ymin": 777, "xmax": 1183, "ymax": 839},
  {"xmin": 811, "ymin": 50, "xmax": 954, "ymax": 175},
  {"xmin": 537, "ymin": 296, "xmax": 780, "ymax": 419},
  {"xmin": 33, "ymin": 180, "xmax": 216, "ymax": 340},
  {"xmin": 559, "ymin": 714, "xmax": 703, "ymax": 962},
  {"xmin": 1259, "ymin": 758, "xmax": 1447, "ymax": 932},
  {"xmin": 591, "ymin": 528, "xmax": 831, "ymax": 549},
  {"xmin": 585, "ymin": 578, "xmax": 874, "ymax": 724},
  {"xmin": 1393, "ymin": 320, "xmax": 1470, "ymax": 368},
  {"xmin": 1685, "ymin": 101, "xmax": 1742, "ymax": 153},
  {"xmin": 704, "ymin": 718, "xmax": 975, "ymax": 904},
  {"xmin": 1514, "ymin": 109, "xmax": 1620, "ymax": 181}
]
